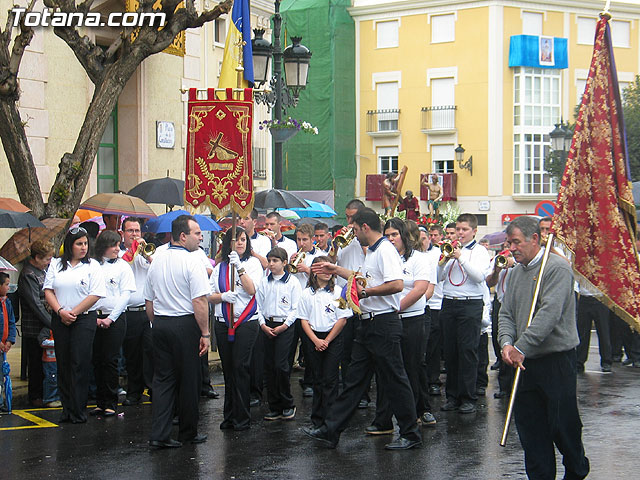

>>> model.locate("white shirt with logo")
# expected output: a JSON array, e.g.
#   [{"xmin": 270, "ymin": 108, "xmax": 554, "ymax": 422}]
[
  {"xmin": 400, "ymin": 250, "xmax": 437, "ymax": 315},
  {"xmin": 43, "ymin": 258, "xmax": 106, "ymax": 311},
  {"xmin": 94, "ymin": 258, "xmax": 137, "ymax": 321},
  {"xmin": 211, "ymin": 256, "xmax": 263, "ymax": 320},
  {"xmin": 297, "ymin": 285, "xmax": 352, "ymax": 333},
  {"xmin": 438, "ymin": 240, "xmax": 491, "ymax": 297},
  {"xmin": 256, "ymin": 271, "xmax": 302, "ymax": 327},
  {"xmin": 360, "ymin": 237, "xmax": 403, "ymax": 314}
]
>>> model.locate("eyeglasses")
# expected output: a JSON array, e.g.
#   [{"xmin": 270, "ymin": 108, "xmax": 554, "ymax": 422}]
[{"xmin": 69, "ymin": 226, "xmax": 87, "ymax": 235}]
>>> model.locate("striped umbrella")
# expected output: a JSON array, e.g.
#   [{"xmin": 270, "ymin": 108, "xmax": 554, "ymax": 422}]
[{"xmin": 80, "ymin": 193, "xmax": 156, "ymax": 218}]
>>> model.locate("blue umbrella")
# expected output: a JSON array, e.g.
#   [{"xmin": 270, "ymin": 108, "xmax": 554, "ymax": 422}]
[
  {"xmin": 2, "ymin": 352, "xmax": 11, "ymax": 413},
  {"xmin": 290, "ymin": 199, "xmax": 337, "ymax": 218},
  {"xmin": 143, "ymin": 209, "xmax": 221, "ymax": 233}
]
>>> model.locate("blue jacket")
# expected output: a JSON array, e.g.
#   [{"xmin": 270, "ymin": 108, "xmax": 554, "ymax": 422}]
[{"xmin": 1, "ymin": 297, "xmax": 17, "ymax": 344}]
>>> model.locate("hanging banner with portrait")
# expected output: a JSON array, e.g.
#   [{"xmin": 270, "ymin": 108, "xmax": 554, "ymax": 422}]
[{"xmin": 185, "ymin": 88, "xmax": 254, "ymax": 218}]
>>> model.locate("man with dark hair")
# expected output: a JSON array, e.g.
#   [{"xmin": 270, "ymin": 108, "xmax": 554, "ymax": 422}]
[
  {"xmin": 445, "ymin": 222, "xmax": 457, "ymax": 241},
  {"xmin": 313, "ymin": 222, "xmax": 330, "ymax": 252},
  {"xmin": 303, "ymin": 207, "xmax": 422, "ymax": 450},
  {"xmin": 145, "ymin": 215, "xmax": 212, "ymax": 448},
  {"xmin": 538, "ymin": 216, "xmax": 552, "ymax": 242},
  {"xmin": 499, "ymin": 215, "xmax": 589, "ymax": 480},
  {"xmin": 264, "ymin": 212, "xmax": 297, "ymax": 259},
  {"xmin": 103, "ymin": 214, "xmax": 121, "ymax": 232},
  {"xmin": 240, "ymin": 209, "xmax": 271, "ymax": 269}
]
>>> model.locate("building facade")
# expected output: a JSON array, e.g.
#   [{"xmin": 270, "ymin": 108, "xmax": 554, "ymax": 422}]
[{"xmin": 349, "ymin": 0, "xmax": 640, "ymax": 233}]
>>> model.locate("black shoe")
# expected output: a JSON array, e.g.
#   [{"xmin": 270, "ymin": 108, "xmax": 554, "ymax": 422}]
[
  {"xmin": 184, "ymin": 434, "xmax": 207, "ymax": 444},
  {"xmin": 301, "ymin": 426, "xmax": 337, "ymax": 449},
  {"xmin": 172, "ymin": 416, "xmax": 179, "ymax": 425},
  {"xmin": 440, "ymin": 400, "xmax": 459, "ymax": 411},
  {"xmin": 282, "ymin": 407, "xmax": 296, "ymax": 420},
  {"xmin": 622, "ymin": 358, "xmax": 633, "ymax": 366},
  {"xmin": 475, "ymin": 387, "xmax": 486, "ymax": 396},
  {"xmin": 220, "ymin": 421, "xmax": 234, "ymax": 430},
  {"xmin": 201, "ymin": 388, "xmax": 220, "ymax": 399},
  {"xmin": 149, "ymin": 439, "xmax": 182, "ymax": 448},
  {"xmin": 365, "ymin": 424, "xmax": 394, "ymax": 435},
  {"xmin": 458, "ymin": 402, "xmax": 476, "ymax": 414},
  {"xmin": 89, "ymin": 408, "xmax": 104, "ymax": 416},
  {"xmin": 601, "ymin": 364, "xmax": 612, "ymax": 373},
  {"xmin": 122, "ymin": 398, "xmax": 140, "ymax": 406},
  {"xmin": 302, "ymin": 387, "xmax": 314, "ymax": 398},
  {"xmin": 490, "ymin": 360, "xmax": 500, "ymax": 371},
  {"xmin": 103, "ymin": 409, "xmax": 116, "ymax": 417},
  {"xmin": 358, "ymin": 399, "xmax": 369, "ymax": 409},
  {"xmin": 249, "ymin": 398, "xmax": 260, "ymax": 407},
  {"xmin": 234, "ymin": 424, "xmax": 250, "ymax": 432},
  {"xmin": 494, "ymin": 391, "xmax": 508, "ymax": 399},
  {"xmin": 428, "ymin": 385, "xmax": 441, "ymax": 396},
  {"xmin": 384, "ymin": 437, "xmax": 422, "ymax": 450},
  {"xmin": 264, "ymin": 411, "xmax": 282, "ymax": 421}
]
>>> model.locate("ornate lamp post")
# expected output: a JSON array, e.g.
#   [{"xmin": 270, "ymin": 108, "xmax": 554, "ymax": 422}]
[{"xmin": 252, "ymin": 0, "xmax": 312, "ymax": 189}]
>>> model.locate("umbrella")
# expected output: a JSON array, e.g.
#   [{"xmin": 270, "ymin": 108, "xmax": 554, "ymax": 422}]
[
  {"xmin": 75, "ymin": 209, "xmax": 102, "ymax": 223},
  {"xmin": 0, "ymin": 209, "xmax": 45, "ymax": 229},
  {"xmin": 0, "ymin": 257, "xmax": 17, "ymax": 272},
  {"xmin": 254, "ymin": 189, "xmax": 310, "ymax": 210},
  {"xmin": 0, "ymin": 218, "xmax": 69, "ymax": 265},
  {"xmin": 1, "ymin": 352, "xmax": 11, "ymax": 414},
  {"xmin": 0, "ymin": 198, "xmax": 30, "ymax": 213},
  {"xmin": 80, "ymin": 193, "xmax": 156, "ymax": 218},
  {"xmin": 128, "ymin": 176, "xmax": 185, "ymax": 206},
  {"xmin": 276, "ymin": 209, "xmax": 301, "ymax": 221},
  {"xmin": 294, "ymin": 217, "xmax": 344, "ymax": 228},
  {"xmin": 481, "ymin": 231, "xmax": 508, "ymax": 248},
  {"xmin": 143, "ymin": 209, "xmax": 221, "ymax": 233},
  {"xmin": 290, "ymin": 199, "xmax": 337, "ymax": 218}
]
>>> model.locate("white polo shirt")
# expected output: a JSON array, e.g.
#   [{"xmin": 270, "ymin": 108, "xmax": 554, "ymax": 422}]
[
  {"xmin": 360, "ymin": 236, "xmax": 403, "ymax": 314},
  {"xmin": 155, "ymin": 243, "xmax": 213, "ymax": 275},
  {"xmin": 274, "ymin": 234, "xmax": 298, "ymax": 259},
  {"xmin": 118, "ymin": 249, "xmax": 151, "ymax": 307},
  {"xmin": 336, "ymin": 237, "xmax": 366, "ymax": 287},
  {"xmin": 43, "ymin": 258, "xmax": 106, "ymax": 311},
  {"xmin": 143, "ymin": 245, "xmax": 211, "ymax": 316},
  {"xmin": 249, "ymin": 232, "xmax": 272, "ymax": 258},
  {"xmin": 297, "ymin": 285, "xmax": 352, "ymax": 332},
  {"xmin": 400, "ymin": 250, "xmax": 437, "ymax": 315},
  {"xmin": 293, "ymin": 246, "xmax": 324, "ymax": 289},
  {"xmin": 211, "ymin": 256, "xmax": 263, "ymax": 320},
  {"xmin": 94, "ymin": 258, "xmax": 137, "ymax": 321},
  {"xmin": 256, "ymin": 270, "xmax": 302, "ymax": 327},
  {"xmin": 438, "ymin": 240, "xmax": 491, "ymax": 298},
  {"xmin": 425, "ymin": 245, "xmax": 443, "ymax": 310}
]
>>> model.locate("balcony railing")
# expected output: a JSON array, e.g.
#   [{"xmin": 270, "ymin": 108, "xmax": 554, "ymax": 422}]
[
  {"xmin": 366, "ymin": 109, "xmax": 400, "ymax": 134},
  {"xmin": 421, "ymin": 105, "xmax": 457, "ymax": 132},
  {"xmin": 252, "ymin": 146, "xmax": 267, "ymax": 180}
]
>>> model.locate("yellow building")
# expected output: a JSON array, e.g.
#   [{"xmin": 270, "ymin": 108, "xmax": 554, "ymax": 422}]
[{"xmin": 350, "ymin": 0, "xmax": 640, "ymax": 234}]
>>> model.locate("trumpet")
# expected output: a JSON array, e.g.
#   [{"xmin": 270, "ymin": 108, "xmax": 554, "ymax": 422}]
[
  {"xmin": 438, "ymin": 239, "xmax": 459, "ymax": 266},
  {"xmin": 136, "ymin": 239, "xmax": 156, "ymax": 258},
  {"xmin": 288, "ymin": 249, "xmax": 306, "ymax": 274},
  {"xmin": 495, "ymin": 249, "xmax": 511, "ymax": 269},
  {"xmin": 328, "ymin": 227, "xmax": 355, "ymax": 256}
]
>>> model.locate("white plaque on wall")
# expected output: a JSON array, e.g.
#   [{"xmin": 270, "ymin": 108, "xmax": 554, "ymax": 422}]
[{"xmin": 156, "ymin": 121, "xmax": 175, "ymax": 149}]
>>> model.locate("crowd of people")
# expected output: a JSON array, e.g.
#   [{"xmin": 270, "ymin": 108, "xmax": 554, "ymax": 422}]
[{"xmin": 6, "ymin": 198, "xmax": 640, "ymax": 478}]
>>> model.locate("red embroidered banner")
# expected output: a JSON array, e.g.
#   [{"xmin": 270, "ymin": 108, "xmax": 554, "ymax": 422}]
[
  {"xmin": 185, "ymin": 88, "xmax": 254, "ymax": 217},
  {"xmin": 553, "ymin": 15, "xmax": 640, "ymax": 332}
]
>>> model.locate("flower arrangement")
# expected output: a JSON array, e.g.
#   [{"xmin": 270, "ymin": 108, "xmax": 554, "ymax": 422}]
[
  {"xmin": 259, "ymin": 117, "xmax": 319, "ymax": 135},
  {"xmin": 417, "ymin": 214, "xmax": 439, "ymax": 226}
]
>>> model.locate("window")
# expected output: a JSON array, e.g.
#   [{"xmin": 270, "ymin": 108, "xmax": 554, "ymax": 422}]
[
  {"xmin": 619, "ymin": 81, "xmax": 630, "ymax": 101},
  {"xmin": 577, "ymin": 17, "xmax": 596, "ymax": 45},
  {"xmin": 378, "ymin": 147, "xmax": 398, "ymax": 174},
  {"xmin": 513, "ymin": 67, "xmax": 560, "ymax": 127},
  {"xmin": 513, "ymin": 133, "xmax": 555, "ymax": 194},
  {"xmin": 611, "ymin": 20, "xmax": 630, "ymax": 48},
  {"xmin": 376, "ymin": 82, "xmax": 399, "ymax": 131},
  {"xmin": 431, "ymin": 77, "xmax": 455, "ymax": 128},
  {"xmin": 432, "ymin": 144, "xmax": 454, "ymax": 173},
  {"xmin": 214, "ymin": 17, "xmax": 226, "ymax": 45},
  {"xmin": 97, "ymin": 107, "xmax": 118, "ymax": 193},
  {"xmin": 576, "ymin": 78, "xmax": 587, "ymax": 106},
  {"xmin": 431, "ymin": 14, "xmax": 455, "ymax": 44},
  {"xmin": 377, "ymin": 20, "xmax": 398, "ymax": 48},
  {"xmin": 522, "ymin": 12, "xmax": 543, "ymax": 36}
]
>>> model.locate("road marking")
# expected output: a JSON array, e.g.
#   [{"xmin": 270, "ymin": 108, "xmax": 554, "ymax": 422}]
[{"xmin": 0, "ymin": 409, "xmax": 58, "ymax": 431}]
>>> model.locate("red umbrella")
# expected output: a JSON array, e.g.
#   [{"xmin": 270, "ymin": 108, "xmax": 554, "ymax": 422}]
[{"xmin": 0, "ymin": 198, "xmax": 30, "ymax": 213}]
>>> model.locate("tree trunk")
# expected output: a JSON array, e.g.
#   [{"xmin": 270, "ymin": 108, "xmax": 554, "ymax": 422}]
[{"xmin": 0, "ymin": 99, "xmax": 45, "ymax": 217}]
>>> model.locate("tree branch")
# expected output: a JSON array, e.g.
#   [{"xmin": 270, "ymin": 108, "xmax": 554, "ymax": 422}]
[{"xmin": 0, "ymin": 0, "xmax": 36, "ymax": 98}]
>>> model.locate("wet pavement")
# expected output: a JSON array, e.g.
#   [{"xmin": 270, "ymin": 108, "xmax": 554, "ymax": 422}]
[{"xmin": 2, "ymin": 340, "xmax": 639, "ymax": 479}]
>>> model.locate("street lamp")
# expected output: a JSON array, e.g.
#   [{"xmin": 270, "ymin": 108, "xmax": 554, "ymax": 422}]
[
  {"xmin": 549, "ymin": 121, "xmax": 573, "ymax": 155},
  {"xmin": 455, "ymin": 144, "xmax": 473, "ymax": 175},
  {"xmin": 252, "ymin": 0, "xmax": 313, "ymax": 190}
]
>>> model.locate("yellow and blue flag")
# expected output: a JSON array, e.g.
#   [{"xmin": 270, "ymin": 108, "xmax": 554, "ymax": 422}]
[{"xmin": 218, "ymin": 0, "xmax": 254, "ymax": 88}]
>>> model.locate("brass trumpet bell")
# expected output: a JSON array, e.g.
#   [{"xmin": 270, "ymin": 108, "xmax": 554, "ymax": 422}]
[{"xmin": 289, "ymin": 249, "xmax": 306, "ymax": 274}]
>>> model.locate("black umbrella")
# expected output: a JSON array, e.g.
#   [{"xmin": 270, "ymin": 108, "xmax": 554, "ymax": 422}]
[
  {"xmin": 0, "ymin": 209, "xmax": 45, "ymax": 229},
  {"xmin": 254, "ymin": 189, "xmax": 309, "ymax": 210},
  {"xmin": 294, "ymin": 217, "xmax": 343, "ymax": 228},
  {"xmin": 128, "ymin": 177, "xmax": 185, "ymax": 206}
]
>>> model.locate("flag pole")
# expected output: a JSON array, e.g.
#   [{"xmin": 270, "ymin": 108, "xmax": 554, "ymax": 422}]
[{"xmin": 500, "ymin": 234, "xmax": 555, "ymax": 447}]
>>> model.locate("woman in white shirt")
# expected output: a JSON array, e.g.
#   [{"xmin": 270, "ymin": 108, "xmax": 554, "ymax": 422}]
[
  {"xmin": 209, "ymin": 227, "xmax": 263, "ymax": 431},
  {"xmin": 44, "ymin": 226, "xmax": 106, "ymax": 424},
  {"xmin": 91, "ymin": 230, "xmax": 136, "ymax": 417}
]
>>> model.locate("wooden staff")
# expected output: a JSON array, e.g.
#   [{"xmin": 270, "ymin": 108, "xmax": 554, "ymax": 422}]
[
  {"xmin": 390, "ymin": 166, "xmax": 408, "ymax": 215},
  {"xmin": 500, "ymin": 233, "xmax": 554, "ymax": 447}
]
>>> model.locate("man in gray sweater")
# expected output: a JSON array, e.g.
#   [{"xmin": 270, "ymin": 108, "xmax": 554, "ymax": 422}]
[{"xmin": 499, "ymin": 216, "xmax": 589, "ymax": 480}]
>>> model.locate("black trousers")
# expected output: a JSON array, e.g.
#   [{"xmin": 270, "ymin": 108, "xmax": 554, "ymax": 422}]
[
  {"xmin": 263, "ymin": 320, "xmax": 295, "ymax": 412},
  {"xmin": 93, "ymin": 314, "xmax": 127, "ymax": 410},
  {"xmin": 250, "ymin": 331, "xmax": 265, "ymax": 401},
  {"xmin": 611, "ymin": 312, "xmax": 640, "ymax": 363},
  {"xmin": 306, "ymin": 330, "xmax": 343, "ymax": 427},
  {"xmin": 323, "ymin": 313, "xmax": 421, "ymax": 444},
  {"xmin": 514, "ymin": 350, "xmax": 590, "ymax": 480},
  {"xmin": 375, "ymin": 313, "xmax": 427, "ymax": 427},
  {"xmin": 476, "ymin": 332, "xmax": 489, "ymax": 390},
  {"xmin": 576, "ymin": 296, "xmax": 612, "ymax": 367},
  {"xmin": 122, "ymin": 309, "xmax": 153, "ymax": 401},
  {"xmin": 215, "ymin": 320, "xmax": 259, "ymax": 429},
  {"xmin": 150, "ymin": 315, "xmax": 202, "ymax": 443},
  {"xmin": 51, "ymin": 312, "xmax": 97, "ymax": 423},
  {"xmin": 23, "ymin": 336, "xmax": 44, "ymax": 403},
  {"xmin": 425, "ymin": 308, "xmax": 442, "ymax": 386},
  {"xmin": 289, "ymin": 319, "xmax": 314, "ymax": 388},
  {"xmin": 441, "ymin": 298, "xmax": 483, "ymax": 404},
  {"xmin": 417, "ymin": 308, "xmax": 433, "ymax": 415},
  {"xmin": 491, "ymin": 297, "xmax": 502, "ymax": 359},
  {"xmin": 340, "ymin": 315, "xmax": 371, "ymax": 402}
]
